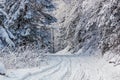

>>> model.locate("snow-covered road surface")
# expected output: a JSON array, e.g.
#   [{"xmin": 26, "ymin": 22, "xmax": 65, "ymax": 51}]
[{"xmin": 1, "ymin": 55, "xmax": 120, "ymax": 80}]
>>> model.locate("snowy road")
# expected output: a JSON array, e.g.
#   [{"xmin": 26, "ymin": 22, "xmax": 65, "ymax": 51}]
[{"xmin": 1, "ymin": 55, "xmax": 120, "ymax": 80}]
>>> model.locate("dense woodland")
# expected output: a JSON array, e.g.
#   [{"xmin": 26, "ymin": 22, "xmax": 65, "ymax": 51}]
[
  {"xmin": 0, "ymin": 0, "xmax": 120, "ymax": 55},
  {"xmin": 0, "ymin": 0, "xmax": 57, "ymax": 52},
  {"xmin": 0, "ymin": 0, "xmax": 120, "ymax": 80}
]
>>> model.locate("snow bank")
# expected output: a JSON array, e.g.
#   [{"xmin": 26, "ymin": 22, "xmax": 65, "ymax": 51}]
[{"xmin": 0, "ymin": 62, "xmax": 6, "ymax": 75}]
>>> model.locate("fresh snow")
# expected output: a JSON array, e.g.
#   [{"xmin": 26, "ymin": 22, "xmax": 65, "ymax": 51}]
[
  {"xmin": 0, "ymin": 62, "xmax": 6, "ymax": 75},
  {"xmin": 0, "ymin": 54, "xmax": 120, "ymax": 80},
  {"xmin": 0, "ymin": 0, "xmax": 120, "ymax": 80}
]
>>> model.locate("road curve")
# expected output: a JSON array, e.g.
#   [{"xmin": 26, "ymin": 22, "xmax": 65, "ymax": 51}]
[{"xmin": 1, "ymin": 55, "xmax": 120, "ymax": 80}]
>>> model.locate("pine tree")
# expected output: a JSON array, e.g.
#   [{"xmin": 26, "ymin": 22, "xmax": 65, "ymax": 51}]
[{"xmin": 0, "ymin": 0, "xmax": 56, "ymax": 50}]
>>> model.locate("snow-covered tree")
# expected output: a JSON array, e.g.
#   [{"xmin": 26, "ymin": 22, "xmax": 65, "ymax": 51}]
[
  {"xmin": 0, "ymin": 0, "xmax": 56, "ymax": 50},
  {"xmin": 57, "ymin": 0, "xmax": 120, "ymax": 55}
]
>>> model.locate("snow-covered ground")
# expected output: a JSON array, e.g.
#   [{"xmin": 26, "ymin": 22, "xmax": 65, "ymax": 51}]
[
  {"xmin": 0, "ymin": 54, "xmax": 120, "ymax": 80},
  {"xmin": 0, "ymin": 62, "xmax": 6, "ymax": 75},
  {"xmin": 0, "ymin": 0, "xmax": 120, "ymax": 80}
]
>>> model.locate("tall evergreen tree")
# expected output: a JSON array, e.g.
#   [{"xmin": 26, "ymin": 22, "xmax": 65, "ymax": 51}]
[{"xmin": 0, "ymin": 0, "xmax": 56, "ymax": 50}]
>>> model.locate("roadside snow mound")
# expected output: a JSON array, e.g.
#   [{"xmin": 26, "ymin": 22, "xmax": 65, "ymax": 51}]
[{"xmin": 0, "ymin": 62, "xmax": 6, "ymax": 75}]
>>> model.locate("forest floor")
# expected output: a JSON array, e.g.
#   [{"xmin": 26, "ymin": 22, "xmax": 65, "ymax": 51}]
[{"xmin": 0, "ymin": 54, "xmax": 120, "ymax": 80}]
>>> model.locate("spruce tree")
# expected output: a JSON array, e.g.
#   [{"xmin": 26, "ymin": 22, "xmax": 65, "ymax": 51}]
[{"xmin": 0, "ymin": 0, "xmax": 56, "ymax": 50}]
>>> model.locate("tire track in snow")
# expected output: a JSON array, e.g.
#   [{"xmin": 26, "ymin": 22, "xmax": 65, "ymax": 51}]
[
  {"xmin": 67, "ymin": 57, "xmax": 88, "ymax": 80},
  {"xmin": 19, "ymin": 57, "xmax": 63, "ymax": 80},
  {"xmin": 60, "ymin": 58, "xmax": 71, "ymax": 80},
  {"xmin": 39, "ymin": 57, "xmax": 71, "ymax": 80},
  {"xmin": 19, "ymin": 56, "xmax": 72, "ymax": 80},
  {"xmin": 19, "ymin": 55, "xmax": 106, "ymax": 80},
  {"xmin": 5, "ymin": 55, "xmax": 120, "ymax": 80}
]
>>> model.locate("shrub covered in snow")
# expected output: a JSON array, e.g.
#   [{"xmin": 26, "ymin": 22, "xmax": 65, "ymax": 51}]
[{"xmin": 0, "ymin": 46, "xmax": 48, "ymax": 69}]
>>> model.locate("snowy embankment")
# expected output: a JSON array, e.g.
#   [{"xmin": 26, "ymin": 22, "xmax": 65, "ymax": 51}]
[
  {"xmin": 0, "ymin": 62, "xmax": 6, "ymax": 75},
  {"xmin": 0, "ymin": 54, "xmax": 120, "ymax": 80}
]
